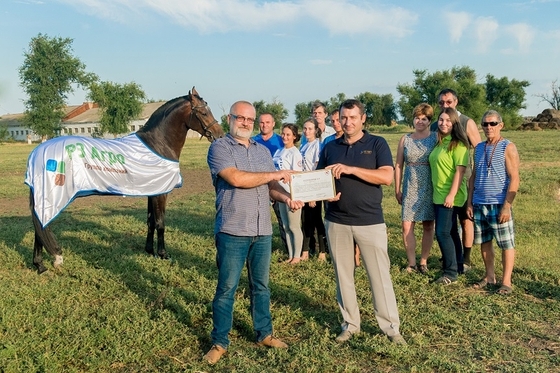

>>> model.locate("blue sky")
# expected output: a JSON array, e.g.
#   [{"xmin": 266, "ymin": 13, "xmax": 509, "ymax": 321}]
[{"xmin": 1, "ymin": 0, "xmax": 559, "ymax": 121}]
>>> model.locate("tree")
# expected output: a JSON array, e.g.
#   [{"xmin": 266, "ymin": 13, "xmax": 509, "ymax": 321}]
[
  {"xmin": 19, "ymin": 33, "xmax": 97, "ymax": 139},
  {"xmin": 88, "ymin": 81, "xmax": 146, "ymax": 137},
  {"xmin": 485, "ymin": 74, "xmax": 530, "ymax": 128},
  {"xmin": 0, "ymin": 125, "xmax": 9, "ymax": 143},
  {"xmin": 355, "ymin": 92, "xmax": 397, "ymax": 126},
  {"xmin": 535, "ymin": 79, "xmax": 560, "ymax": 110},
  {"xmin": 252, "ymin": 99, "xmax": 289, "ymax": 128},
  {"xmin": 396, "ymin": 66, "xmax": 485, "ymax": 124},
  {"xmin": 294, "ymin": 101, "xmax": 314, "ymax": 127}
]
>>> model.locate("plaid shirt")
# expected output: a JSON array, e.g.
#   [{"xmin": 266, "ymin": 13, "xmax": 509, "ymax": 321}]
[{"xmin": 207, "ymin": 134, "xmax": 276, "ymax": 236}]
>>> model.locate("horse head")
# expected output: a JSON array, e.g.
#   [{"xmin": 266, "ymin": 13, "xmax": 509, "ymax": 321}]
[{"xmin": 188, "ymin": 87, "xmax": 225, "ymax": 142}]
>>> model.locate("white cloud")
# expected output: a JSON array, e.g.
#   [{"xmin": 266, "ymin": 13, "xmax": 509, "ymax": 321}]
[
  {"xmin": 473, "ymin": 16, "xmax": 499, "ymax": 53},
  {"xmin": 443, "ymin": 11, "xmax": 472, "ymax": 43},
  {"xmin": 302, "ymin": 0, "xmax": 417, "ymax": 38},
  {"xmin": 504, "ymin": 23, "xmax": 535, "ymax": 53},
  {"xmin": 57, "ymin": 0, "xmax": 416, "ymax": 37}
]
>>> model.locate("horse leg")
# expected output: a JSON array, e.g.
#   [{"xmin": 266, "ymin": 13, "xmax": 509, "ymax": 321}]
[
  {"xmin": 31, "ymin": 202, "xmax": 63, "ymax": 274},
  {"xmin": 145, "ymin": 196, "xmax": 156, "ymax": 256},
  {"xmin": 153, "ymin": 194, "xmax": 169, "ymax": 259}
]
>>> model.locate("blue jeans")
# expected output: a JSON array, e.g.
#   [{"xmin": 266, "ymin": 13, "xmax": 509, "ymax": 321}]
[
  {"xmin": 211, "ymin": 233, "xmax": 273, "ymax": 348},
  {"xmin": 434, "ymin": 204, "xmax": 464, "ymax": 280}
]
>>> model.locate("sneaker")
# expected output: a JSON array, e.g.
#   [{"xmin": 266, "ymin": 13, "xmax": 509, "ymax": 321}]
[
  {"xmin": 203, "ymin": 345, "xmax": 226, "ymax": 365},
  {"xmin": 388, "ymin": 334, "xmax": 407, "ymax": 345},
  {"xmin": 335, "ymin": 330, "xmax": 356, "ymax": 343},
  {"xmin": 462, "ymin": 264, "xmax": 471, "ymax": 274},
  {"xmin": 257, "ymin": 335, "xmax": 288, "ymax": 348}
]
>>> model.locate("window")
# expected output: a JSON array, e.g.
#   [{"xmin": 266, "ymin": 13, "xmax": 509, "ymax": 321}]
[{"xmin": 88, "ymin": 127, "xmax": 92, "ymax": 133}]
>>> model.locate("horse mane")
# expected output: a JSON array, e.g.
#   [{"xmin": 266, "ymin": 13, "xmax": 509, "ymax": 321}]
[{"xmin": 138, "ymin": 94, "xmax": 191, "ymax": 133}]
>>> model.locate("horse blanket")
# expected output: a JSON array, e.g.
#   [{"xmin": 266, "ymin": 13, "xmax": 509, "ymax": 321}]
[{"xmin": 25, "ymin": 134, "xmax": 182, "ymax": 227}]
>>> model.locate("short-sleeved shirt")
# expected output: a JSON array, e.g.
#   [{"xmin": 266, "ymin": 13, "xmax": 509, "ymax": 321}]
[
  {"xmin": 300, "ymin": 139, "xmax": 321, "ymax": 171},
  {"xmin": 272, "ymin": 146, "xmax": 303, "ymax": 192},
  {"xmin": 428, "ymin": 136, "xmax": 469, "ymax": 206},
  {"xmin": 207, "ymin": 134, "xmax": 275, "ymax": 236},
  {"xmin": 318, "ymin": 131, "xmax": 394, "ymax": 226},
  {"xmin": 252, "ymin": 133, "xmax": 283, "ymax": 156}
]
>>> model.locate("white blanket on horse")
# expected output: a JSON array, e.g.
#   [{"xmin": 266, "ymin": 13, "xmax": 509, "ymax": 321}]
[{"xmin": 25, "ymin": 134, "xmax": 182, "ymax": 227}]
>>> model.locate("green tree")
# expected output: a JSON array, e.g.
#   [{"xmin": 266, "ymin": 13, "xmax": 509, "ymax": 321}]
[
  {"xmin": 535, "ymin": 79, "xmax": 560, "ymax": 110},
  {"xmin": 0, "ymin": 125, "xmax": 9, "ymax": 143},
  {"xmin": 355, "ymin": 92, "xmax": 397, "ymax": 126},
  {"xmin": 253, "ymin": 99, "xmax": 289, "ymax": 129},
  {"xmin": 396, "ymin": 66, "xmax": 485, "ymax": 124},
  {"xmin": 294, "ymin": 101, "xmax": 314, "ymax": 127},
  {"xmin": 485, "ymin": 74, "xmax": 530, "ymax": 128},
  {"xmin": 327, "ymin": 93, "xmax": 347, "ymax": 114},
  {"xmin": 19, "ymin": 33, "xmax": 97, "ymax": 139},
  {"xmin": 88, "ymin": 81, "xmax": 146, "ymax": 137}
]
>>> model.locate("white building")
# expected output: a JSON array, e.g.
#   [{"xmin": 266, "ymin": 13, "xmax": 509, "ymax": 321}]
[{"xmin": 0, "ymin": 101, "xmax": 204, "ymax": 142}]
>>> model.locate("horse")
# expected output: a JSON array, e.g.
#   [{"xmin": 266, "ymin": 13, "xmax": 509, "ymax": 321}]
[{"xmin": 26, "ymin": 87, "xmax": 224, "ymax": 274}]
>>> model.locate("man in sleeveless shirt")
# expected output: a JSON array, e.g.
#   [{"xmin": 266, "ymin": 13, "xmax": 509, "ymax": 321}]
[
  {"xmin": 466, "ymin": 110, "xmax": 519, "ymax": 295},
  {"xmin": 431, "ymin": 88, "xmax": 481, "ymax": 269}
]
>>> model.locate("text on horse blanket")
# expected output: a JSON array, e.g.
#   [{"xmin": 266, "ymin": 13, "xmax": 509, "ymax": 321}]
[{"xmin": 25, "ymin": 134, "xmax": 182, "ymax": 227}]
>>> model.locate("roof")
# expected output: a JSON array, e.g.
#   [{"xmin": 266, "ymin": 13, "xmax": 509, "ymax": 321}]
[{"xmin": 0, "ymin": 101, "xmax": 167, "ymax": 125}]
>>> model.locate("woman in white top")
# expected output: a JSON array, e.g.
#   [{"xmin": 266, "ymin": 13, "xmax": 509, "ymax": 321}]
[
  {"xmin": 299, "ymin": 118, "xmax": 327, "ymax": 261},
  {"xmin": 273, "ymin": 124, "xmax": 304, "ymax": 264}
]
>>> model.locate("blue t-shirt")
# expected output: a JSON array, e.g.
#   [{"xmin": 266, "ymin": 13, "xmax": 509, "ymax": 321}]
[{"xmin": 252, "ymin": 133, "xmax": 283, "ymax": 156}]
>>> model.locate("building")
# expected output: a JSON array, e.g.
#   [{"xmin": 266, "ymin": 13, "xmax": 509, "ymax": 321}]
[{"xmin": 0, "ymin": 101, "xmax": 204, "ymax": 142}]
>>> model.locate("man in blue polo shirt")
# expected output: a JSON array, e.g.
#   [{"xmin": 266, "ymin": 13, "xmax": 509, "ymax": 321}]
[{"xmin": 318, "ymin": 99, "xmax": 405, "ymax": 345}]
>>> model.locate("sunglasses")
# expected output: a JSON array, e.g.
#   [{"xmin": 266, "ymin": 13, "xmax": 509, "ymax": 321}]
[{"xmin": 481, "ymin": 121, "xmax": 500, "ymax": 127}]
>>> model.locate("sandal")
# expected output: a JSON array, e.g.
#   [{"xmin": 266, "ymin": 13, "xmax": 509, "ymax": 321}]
[
  {"xmin": 496, "ymin": 285, "xmax": 513, "ymax": 295},
  {"xmin": 434, "ymin": 276, "xmax": 456, "ymax": 285},
  {"xmin": 418, "ymin": 264, "xmax": 428, "ymax": 274},
  {"xmin": 472, "ymin": 278, "xmax": 496, "ymax": 289},
  {"xmin": 405, "ymin": 265, "xmax": 418, "ymax": 273}
]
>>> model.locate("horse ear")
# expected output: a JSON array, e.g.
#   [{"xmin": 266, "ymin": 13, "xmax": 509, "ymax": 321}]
[{"xmin": 191, "ymin": 86, "xmax": 198, "ymax": 97}]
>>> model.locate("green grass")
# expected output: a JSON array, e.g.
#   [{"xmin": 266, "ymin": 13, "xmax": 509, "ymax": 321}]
[{"xmin": 1, "ymin": 132, "xmax": 559, "ymax": 372}]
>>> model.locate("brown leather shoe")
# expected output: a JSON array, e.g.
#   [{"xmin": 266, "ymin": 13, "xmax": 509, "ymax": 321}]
[
  {"xmin": 256, "ymin": 335, "xmax": 288, "ymax": 348},
  {"xmin": 203, "ymin": 345, "xmax": 226, "ymax": 365}
]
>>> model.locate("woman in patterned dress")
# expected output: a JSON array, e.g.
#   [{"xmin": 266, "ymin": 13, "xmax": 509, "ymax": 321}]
[{"xmin": 395, "ymin": 103, "xmax": 437, "ymax": 273}]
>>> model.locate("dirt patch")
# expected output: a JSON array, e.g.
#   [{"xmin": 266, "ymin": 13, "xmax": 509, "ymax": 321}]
[{"xmin": 0, "ymin": 168, "xmax": 214, "ymax": 216}]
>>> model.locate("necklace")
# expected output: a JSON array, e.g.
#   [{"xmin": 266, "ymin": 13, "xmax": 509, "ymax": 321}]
[{"xmin": 484, "ymin": 137, "xmax": 503, "ymax": 177}]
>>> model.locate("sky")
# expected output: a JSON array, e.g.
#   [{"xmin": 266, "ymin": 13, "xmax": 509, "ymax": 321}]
[{"xmin": 1, "ymin": 0, "xmax": 560, "ymax": 121}]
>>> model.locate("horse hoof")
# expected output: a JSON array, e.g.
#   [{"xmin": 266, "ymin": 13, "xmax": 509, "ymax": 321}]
[
  {"xmin": 36, "ymin": 265, "xmax": 48, "ymax": 275},
  {"xmin": 53, "ymin": 255, "xmax": 64, "ymax": 268}
]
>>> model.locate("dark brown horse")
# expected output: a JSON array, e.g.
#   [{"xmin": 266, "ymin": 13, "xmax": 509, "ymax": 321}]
[{"xmin": 28, "ymin": 87, "xmax": 224, "ymax": 273}]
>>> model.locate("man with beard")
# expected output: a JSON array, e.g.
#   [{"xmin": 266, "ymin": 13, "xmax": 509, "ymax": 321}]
[{"xmin": 203, "ymin": 101, "xmax": 304, "ymax": 365}]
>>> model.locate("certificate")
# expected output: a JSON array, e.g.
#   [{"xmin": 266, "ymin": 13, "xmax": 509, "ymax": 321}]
[{"xmin": 290, "ymin": 169, "xmax": 336, "ymax": 202}]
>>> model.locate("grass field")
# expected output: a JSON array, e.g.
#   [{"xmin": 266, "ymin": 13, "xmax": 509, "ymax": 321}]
[{"xmin": 0, "ymin": 131, "xmax": 559, "ymax": 372}]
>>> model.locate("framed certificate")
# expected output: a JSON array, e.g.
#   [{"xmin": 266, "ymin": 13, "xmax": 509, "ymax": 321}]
[{"xmin": 290, "ymin": 169, "xmax": 336, "ymax": 203}]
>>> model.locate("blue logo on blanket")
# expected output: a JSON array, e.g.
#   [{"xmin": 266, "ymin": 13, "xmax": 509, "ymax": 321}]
[
  {"xmin": 46, "ymin": 159, "xmax": 57, "ymax": 172},
  {"xmin": 46, "ymin": 159, "xmax": 66, "ymax": 186}
]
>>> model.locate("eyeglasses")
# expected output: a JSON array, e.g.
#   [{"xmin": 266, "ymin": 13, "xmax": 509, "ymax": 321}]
[
  {"xmin": 230, "ymin": 114, "xmax": 255, "ymax": 125},
  {"xmin": 438, "ymin": 100, "xmax": 455, "ymax": 106},
  {"xmin": 481, "ymin": 121, "xmax": 500, "ymax": 127}
]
